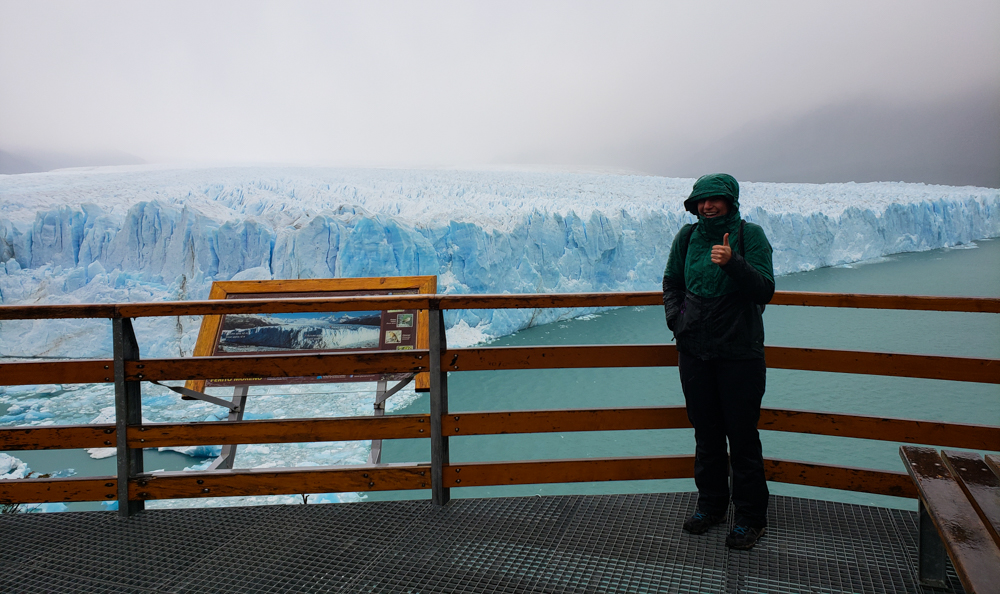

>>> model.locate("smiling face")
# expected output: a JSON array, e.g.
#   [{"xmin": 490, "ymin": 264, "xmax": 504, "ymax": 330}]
[{"xmin": 697, "ymin": 197, "xmax": 730, "ymax": 218}]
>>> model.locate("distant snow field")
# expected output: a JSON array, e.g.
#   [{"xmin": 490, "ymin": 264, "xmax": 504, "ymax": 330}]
[{"xmin": 1, "ymin": 166, "xmax": 997, "ymax": 506}]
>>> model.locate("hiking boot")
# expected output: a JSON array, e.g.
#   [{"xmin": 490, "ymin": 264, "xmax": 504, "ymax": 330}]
[
  {"xmin": 682, "ymin": 511, "xmax": 725, "ymax": 535},
  {"xmin": 726, "ymin": 524, "xmax": 766, "ymax": 550}
]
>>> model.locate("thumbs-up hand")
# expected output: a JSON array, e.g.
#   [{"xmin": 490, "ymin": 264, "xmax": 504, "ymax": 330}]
[{"xmin": 711, "ymin": 233, "xmax": 732, "ymax": 266}]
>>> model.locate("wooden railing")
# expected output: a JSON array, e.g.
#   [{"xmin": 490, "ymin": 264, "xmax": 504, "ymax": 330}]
[{"xmin": 1, "ymin": 290, "xmax": 998, "ymax": 515}]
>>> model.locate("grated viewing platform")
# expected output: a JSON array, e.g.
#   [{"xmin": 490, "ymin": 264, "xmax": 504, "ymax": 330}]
[{"xmin": 0, "ymin": 492, "xmax": 966, "ymax": 593}]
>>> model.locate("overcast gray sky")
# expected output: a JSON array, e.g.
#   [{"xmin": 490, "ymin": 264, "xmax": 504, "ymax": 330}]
[{"xmin": 1, "ymin": 1, "xmax": 998, "ymax": 185}]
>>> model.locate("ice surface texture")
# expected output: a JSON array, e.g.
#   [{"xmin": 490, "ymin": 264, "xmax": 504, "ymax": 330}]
[{"xmin": 1, "ymin": 166, "xmax": 998, "ymax": 359}]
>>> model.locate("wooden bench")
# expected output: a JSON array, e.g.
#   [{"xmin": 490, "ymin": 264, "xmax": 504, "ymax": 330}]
[{"xmin": 899, "ymin": 446, "xmax": 1000, "ymax": 593}]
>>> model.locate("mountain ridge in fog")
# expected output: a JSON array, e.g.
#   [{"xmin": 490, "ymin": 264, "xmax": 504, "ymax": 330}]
[
  {"xmin": 0, "ymin": 148, "xmax": 145, "ymax": 175},
  {"xmin": 657, "ymin": 87, "xmax": 999, "ymax": 188}
]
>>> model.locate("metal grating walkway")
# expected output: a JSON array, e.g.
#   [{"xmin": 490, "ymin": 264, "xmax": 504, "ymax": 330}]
[{"xmin": 0, "ymin": 493, "xmax": 967, "ymax": 593}]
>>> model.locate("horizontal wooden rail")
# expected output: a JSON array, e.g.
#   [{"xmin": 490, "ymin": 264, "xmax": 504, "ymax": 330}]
[
  {"xmin": 5, "ymin": 405, "xmax": 988, "ymax": 452},
  {"xmin": 442, "ymin": 456, "xmax": 916, "ymax": 498},
  {"xmin": 130, "ymin": 464, "xmax": 430, "ymax": 500},
  {"xmin": 126, "ymin": 415, "xmax": 431, "ymax": 448},
  {"xmin": 0, "ymin": 458, "xmax": 919, "ymax": 503},
  {"xmin": 0, "ymin": 359, "xmax": 114, "ymax": 386},
  {"xmin": 1, "ymin": 291, "xmax": 997, "ymax": 320},
  {"xmin": 444, "ymin": 455, "xmax": 696, "ymax": 487},
  {"xmin": 443, "ymin": 345, "xmax": 677, "ymax": 371},
  {"xmin": 0, "ymin": 424, "xmax": 116, "ymax": 450},
  {"xmin": 763, "ymin": 458, "xmax": 916, "ymax": 498},
  {"xmin": 769, "ymin": 291, "xmax": 1000, "ymax": 313},
  {"xmin": 0, "ymin": 476, "xmax": 117, "ymax": 504},
  {"xmin": 765, "ymin": 346, "xmax": 1000, "ymax": 384},
  {"xmin": 445, "ymin": 408, "xmax": 692, "ymax": 436},
  {"xmin": 117, "ymin": 295, "xmax": 436, "ymax": 318},
  {"xmin": 4, "ymin": 345, "xmax": 994, "ymax": 386},
  {"xmin": 444, "ymin": 407, "xmax": 998, "ymax": 449},
  {"xmin": 389, "ymin": 457, "xmax": 888, "ymax": 503},
  {"xmin": 122, "ymin": 350, "xmax": 430, "ymax": 382},
  {"xmin": 440, "ymin": 345, "xmax": 999, "ymax": 384},
  {"xmin": 0, "ymin": 303, "xmax": 118, "ymax": 320},
  {"xmin": 435, "ymin": 292, "xmax": 663, "ymax": 310},
  {"xmin": 758, "ymin": 409, "xmax": 1000, "ymax": 450}
]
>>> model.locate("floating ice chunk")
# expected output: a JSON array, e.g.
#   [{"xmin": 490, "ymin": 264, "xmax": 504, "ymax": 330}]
[
  {"xmin": 160, "ymin": 445, "xmax": 222, "ymax": 458},
  {"xmin": 446, "ymin": 318, "xmax": 496, "ymax": 348},
  {"xmin": 86, "ymin": 406, "xmax": 118, "ymax": 459},
  {"xmin": 0, "ymin": 453, "xmax": 28, "ymax": 480},
  {"xmin": 183, "ymin": 460, "xmax": 213, "ymax": 472}
]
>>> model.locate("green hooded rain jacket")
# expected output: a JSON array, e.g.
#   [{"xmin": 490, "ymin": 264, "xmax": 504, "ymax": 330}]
[{"xmin": 662, "ymin": 174, "xmax": 775, "ymax": 360}]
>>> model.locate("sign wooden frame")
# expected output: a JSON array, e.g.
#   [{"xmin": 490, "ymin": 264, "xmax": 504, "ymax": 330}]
[{"xmin": 185, "ymin": 276, "xmax": 436, "ymax": 393}]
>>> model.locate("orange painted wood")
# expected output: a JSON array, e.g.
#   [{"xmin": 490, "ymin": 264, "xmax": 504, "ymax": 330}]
[
  {"xmin": 1, "ymin": 290, "xmax": 996, "ymax": 321},
  {"xmin": 942, "ymin": 450, "xmax": 1000, "ymax": 547},
  {"xmin": 441, "ymin": 345, "xmax": 677, "ymax": 371},
  {"xmin": 443, "ymin": 408, "xmax": 692, "ymax": 435},
  {"xmin": 123, "ymin": 275, "xmax": 438, "ymax": 318},
  {"xmin": 0, "ymin": 476, "xmax": 118, "ymax": 504},
  {"xmin": 0, "ymin": 424, "xmax": 116, "ymax": 450},
  {"xmin": 127, "ymin": 350, "xmax": 430, "ymax": 382},
  {"xmin": 0, "ymin": 303, "xmax": 116, "ymax": 320},
  {"xmin": 438, "ymin": 291, "xmax": 1000, "ymax": 313},
  {"xmin": 479, "ymin": 407, "xmax": 680, "ymax": 434},
  {"xmin": 770, "ymin": 291, "xmax": 1000, "ymax": 313},
  {"xmin": 442, "ymin": 455, "xmax": 696, "ymax": 487},
  {"xmin": 765, "ymin": 457, "xmax": 916, "ymax": 498},
  {"xmin": 766, "ymin": 346, "xmax": 1000, "ymax": 384},
  {"xmin": 120, "ymin": 295, "xmax": 435, "ymax": 318},
  {"xmin": 127, "ymin": 415, "xmax": 431, "ymax": 447},
  {"xmin": 0, "ymin": 359, "xmax": 114, "ymax": 386},
  {"xmin": 441, "ymin": 454, "xmax": 913, "ymax": 497},
  {"xmin": 759, "ymin": 409, "xmax": 1000, "ymax": 450},
  {"xmin": 901, "ymin": 446, "xmax": 1000, "ymax": 593},
  {"xmin": 441, "ymin": 407, "xmax": 997, "ymax": 450},
  {"xmin": 437, "ymin": 292, "xmax": 663, "ymax": 310},
  {"xmin": 438, "ymin": 344, "xmax": 999, "ymax": 383},
  {"xmin": 130, "ymin": 464, "xmax": 429, "ymax": 499},
  {"xmin": 205, "ymin": 276, "xmax": 437, "ymax": 296}
]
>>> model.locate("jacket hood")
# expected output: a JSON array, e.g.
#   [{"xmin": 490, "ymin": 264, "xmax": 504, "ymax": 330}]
[{"xmin": 683, "ymin": 173, "xmax": 740, "ymax": 215}]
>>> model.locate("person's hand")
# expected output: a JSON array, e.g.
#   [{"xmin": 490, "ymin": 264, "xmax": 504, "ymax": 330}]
[{"xmin": 711, "ymin": 233, "xmax": 732, "ymax": 266}]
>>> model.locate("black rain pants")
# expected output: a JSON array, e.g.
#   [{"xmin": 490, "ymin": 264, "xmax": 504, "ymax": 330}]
[{"xmin": 679, "ymin": 352, "xmax": 768, "ymax": 529}]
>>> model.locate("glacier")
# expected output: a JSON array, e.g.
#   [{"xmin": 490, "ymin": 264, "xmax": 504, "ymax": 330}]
[
  {"xmin": 0, "ymin": 165, "xmax": 998, "ymax": 509},
  {"xmin": 2, "ymin": 165, "xmax": 998, "ymax": 360}
]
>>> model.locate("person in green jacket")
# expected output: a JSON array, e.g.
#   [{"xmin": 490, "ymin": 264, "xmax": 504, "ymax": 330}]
[{"xmin": 662, "ymin": 173, "xmax": 774, "ymax": 550}]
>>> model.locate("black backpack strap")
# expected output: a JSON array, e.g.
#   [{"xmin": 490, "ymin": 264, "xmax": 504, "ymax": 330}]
[
  {"xmin": 739, "ymin": 219, "xmax": 745, "ymax": 258},
  {"xmin": 676, "ymin": 223, "xmax": 696, "ymax": 286}
]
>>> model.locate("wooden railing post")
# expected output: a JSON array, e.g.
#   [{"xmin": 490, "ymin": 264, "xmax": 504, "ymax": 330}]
[
  {"xmin": 113, "ymin": 317, "xmax": 144, "ymax": 517},
  {"xmin": 428, "ymin": 306, "xmax": 450, "ymax": 505}
]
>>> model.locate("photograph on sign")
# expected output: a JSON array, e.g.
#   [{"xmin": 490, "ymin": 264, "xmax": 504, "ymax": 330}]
[
  {"xmin": 203, "ymin": 289, "xmax": 420, "ymax": 387},
  {"xmin": 217, "ymin": 310, "xmax": 382, "ymax": 353},
  {"xmin": 186, "ymin": 276, "xmax": 436, "ymax": 392}
]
